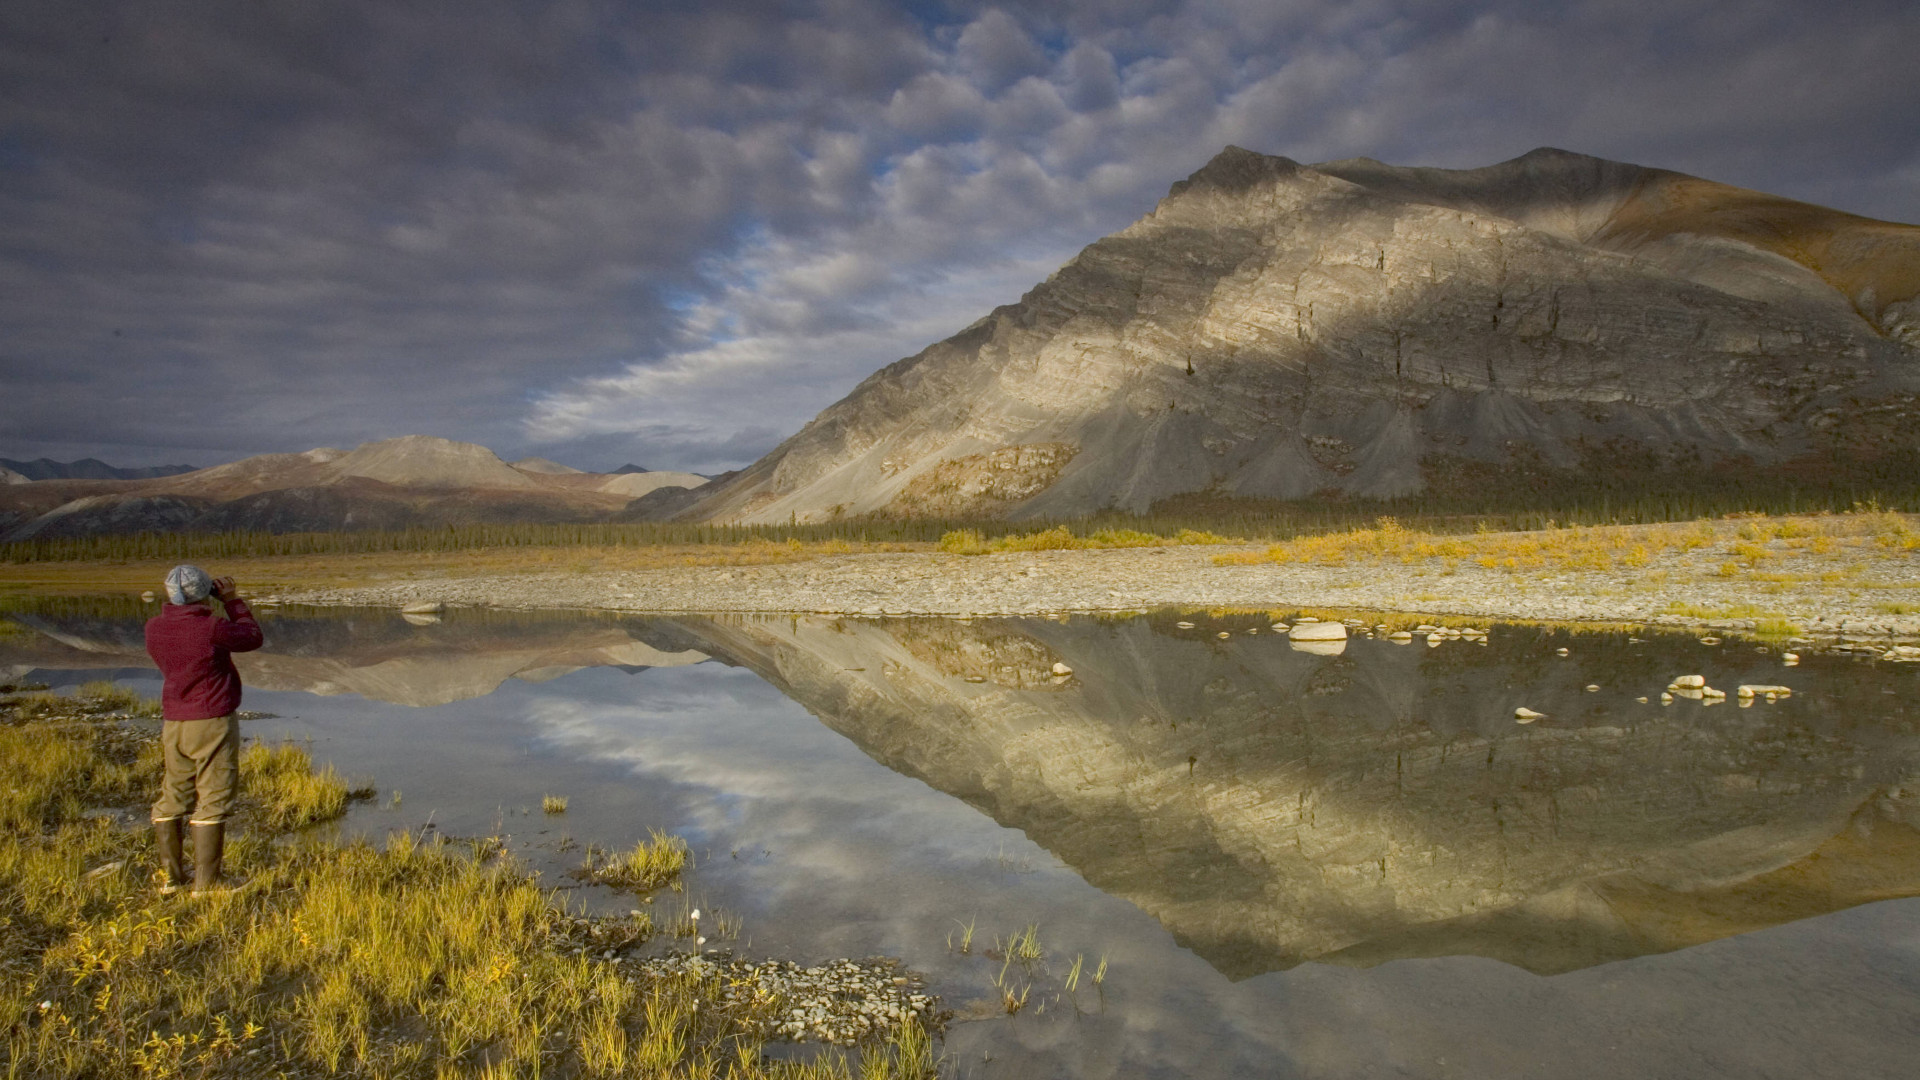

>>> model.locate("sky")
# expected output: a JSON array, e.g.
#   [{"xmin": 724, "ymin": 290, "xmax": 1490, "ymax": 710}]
[{"xmin": 3, "ymin": 1, "xmax": 1916, "ymax": 474}]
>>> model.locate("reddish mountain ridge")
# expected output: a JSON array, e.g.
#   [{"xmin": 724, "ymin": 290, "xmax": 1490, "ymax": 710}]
[{"xmin": 0, "ymin": 436, "xmax": 709, "ymax": 540}]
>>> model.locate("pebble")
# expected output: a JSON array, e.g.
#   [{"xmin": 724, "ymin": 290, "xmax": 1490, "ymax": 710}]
[
  {"xmin": 630, "ymin": 954, "xmax": 941, "ymax": 1046},
  {"xmin": 1514, "ymin": 707, "xmax": 1547, "ymax": 722},
  {"xmin": 268, "ymin": 543, "xmax": 1920, "ymax": 650}
]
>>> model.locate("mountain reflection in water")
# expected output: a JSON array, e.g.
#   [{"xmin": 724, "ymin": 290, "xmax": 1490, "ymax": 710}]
[{"xmin": 8, "ymin": 602, "xmax": 1919, "ymax": 985}]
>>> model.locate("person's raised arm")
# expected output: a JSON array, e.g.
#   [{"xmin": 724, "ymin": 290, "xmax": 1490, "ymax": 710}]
[{"xmin": 209, "ymin": 576, "xmax": 264, "ymax": 652}]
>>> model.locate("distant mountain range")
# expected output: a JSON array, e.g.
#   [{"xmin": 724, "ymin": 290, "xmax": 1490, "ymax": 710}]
[
  {"xmin": 0, "ymin": 436, "xmax": 710, "ymax": 540},
  {"xmin": 0, "ymin": 457, "xmax": 197, "ymax": 482},
  {"xmin": 688, "ymin": 145, "xmax": 1920, "ymax": 523}
]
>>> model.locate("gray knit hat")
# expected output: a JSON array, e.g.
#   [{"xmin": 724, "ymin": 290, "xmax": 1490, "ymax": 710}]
[{"xmin": 164, "ymin": 564, "xmax": 214, "ymax": 605}]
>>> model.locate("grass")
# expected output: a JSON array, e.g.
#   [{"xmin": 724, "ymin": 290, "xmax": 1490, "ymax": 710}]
[
  {"xmin": 0, "ymin": 684, "xmax": 941, "ymax": 1079},
  {"xmin": 0, "ymin": 538, "xmax": 922, "ymax": 598},
  {"xmin": 591, "ymin": 829, "xmax": 693, "ymax": 893},
  {"xmin": 4, "ymin": 681, "xmax": 161, "ymax": 723},
  {"xmin": 1001, "ymin": 925, "xmax": 1043, "ymax": 965},
  {"xmin": 241, "ymin": 741, "xmax": 372, "ymax": 831},
  {"xmin": 947, "ymin": 917, "xmax": 975, "ymax": 955},
  {"xmin": 1215, "ymin": 509, "xmax": 1920, "ymax": 578},
  {"xmin": 4, "ymin": 495, "xmax": 1915, "ymax": 599},
  {"xmin": 937, "ymin": 526, "xmax": 1232, "ymax": 555},
  {"xmin": 543, "ymin": 794, "xmax": 569, "ymax": 815}
]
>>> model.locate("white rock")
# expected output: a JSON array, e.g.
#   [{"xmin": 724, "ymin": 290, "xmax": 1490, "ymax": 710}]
[
  {"xmin": 1051, "ymin": 662, "xmax": 1073, "ymax": 676},
  {"xmin": 1387, "ymin": 631, "xmax": 1414, "ymax": 642},
  {"xmin": 1514, "ymin": 707, "xmax": 1547, "ymax": 723},
  {"xmin": 1175, "ymin": 621, "xmax": 1195, "ymax": 629},
  {"xmin": 1736, "ymin": 684, "xmax": 1792, "ymax": 698},
  {"xmin": 1701, "ymin": 686, "xmax": 1727, "ymax": 699},
  {"xmin": 1555, "ymin": 647, "xmax": 1570, "ymax": 656},
  {"xmin": 1217, "ymin": 631, "xmax": 1231, "ymax": 639},
  {"xmin": 1782, "ymin": 652, "xmax": 1800, "ymax": 664},
  {"xmin": 1585, "ymin": 684, "xmax": 1600, "ymax": 692},
  {"xmin": 1289, "ymin": 638, "xmax": 1347, "ymax": 656},
  {"xmin": 1670, "ymin": 674, "xmax": 1706, "ymax": 689},
  {"xmin": 1288, "ymin": 621, "xmax": 1347, "ymax": 642},
  {"xmin": 401, "ymin": 601, "xmax": 445, "ymax": 615},
  {"xmin": 1295, "ymin": 616, "xmax": 1320, "ymax": 623}
]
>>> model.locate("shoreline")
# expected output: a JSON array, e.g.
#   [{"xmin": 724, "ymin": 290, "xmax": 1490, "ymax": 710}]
[{"xmin": 265, "ymin": 534, "xmax": 1920, "ymax": 643}]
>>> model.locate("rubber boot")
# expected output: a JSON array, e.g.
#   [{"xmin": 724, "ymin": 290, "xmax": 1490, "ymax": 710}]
[
  {"xmin": 190, "ymin": 822, "xmax": 232, "ymax": 896},
  {"xmin": 154, "ymin": 818, "xmax": 188, "ymax": 895}
]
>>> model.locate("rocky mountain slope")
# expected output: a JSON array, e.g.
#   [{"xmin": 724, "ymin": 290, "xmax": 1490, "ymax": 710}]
[
  {"xmin": 691, "ymin": 147, "xmax": 1920, "ymax": 523},
  {"xmin": 0, "ymin": 435, "xmax": 708, "ymax": 539}
]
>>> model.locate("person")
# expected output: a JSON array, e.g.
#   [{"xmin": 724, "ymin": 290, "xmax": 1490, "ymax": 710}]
[{"xmin": 145, "ymin": 564, "xmax": 263, "ymax": 895}]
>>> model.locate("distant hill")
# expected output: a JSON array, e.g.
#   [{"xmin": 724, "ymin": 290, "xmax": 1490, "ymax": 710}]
[
  {"xmin": 511, "ymin": 456, "xmax": 585, "ymax": 475},
  {"xmin": 687, "ymin": 145, "xmax": 1920, "ymax": 523},
  {"xmin": 0, "ymin": 436, "xmax": 700, "ymax": 540},
  {"xmin": 0, "ymin": 457, "xmax": 197, "ymax": 481}
]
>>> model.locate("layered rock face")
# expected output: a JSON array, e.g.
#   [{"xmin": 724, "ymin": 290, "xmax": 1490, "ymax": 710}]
[{"xmin": 695, "ymin": 147, "xmax": 1920, "ymax": 522}]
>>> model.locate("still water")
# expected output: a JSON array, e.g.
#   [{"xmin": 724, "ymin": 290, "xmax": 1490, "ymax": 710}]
[{"xmin": 7, "ymin": 602, "xmax": 1920, "ymax": 1078}]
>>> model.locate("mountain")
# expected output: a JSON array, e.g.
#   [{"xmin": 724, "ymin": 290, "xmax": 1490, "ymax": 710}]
[
  {"xmin": 596, "ymin": 471, "xmax": 709, "ymax": 498},
  {"xmin": 510, "ymin": 456, "xmax": 585, "ymax": 475},
  {"xmin": 0, "ymin": 457, "xmax": 197, "ymax": 481},
  {"xmin": 611, "ymin": 464, "xmax": 650, "ymax": 474},
  {"xmin": 688, "ymin": 146, "xmax": 1920, "ymax": 523},
  {"xmin": 0, "ymin": 436, "xmax": 673, "ymax": 540}
]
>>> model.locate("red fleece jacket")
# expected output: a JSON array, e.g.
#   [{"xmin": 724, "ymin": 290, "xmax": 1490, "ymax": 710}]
[{"xmin": 144, "ymin": 600, "xmax": 264, "ymax": 720}]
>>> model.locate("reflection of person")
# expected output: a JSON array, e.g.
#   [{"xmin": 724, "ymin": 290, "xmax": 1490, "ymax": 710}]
[{"xmin": 144, "ymin": 565, "xmax": 263, "ymax": 895}]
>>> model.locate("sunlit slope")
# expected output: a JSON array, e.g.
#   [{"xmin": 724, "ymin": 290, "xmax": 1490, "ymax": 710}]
[
  {"xmin": 1597, "ymin": 171, "xmax": 1920, "ymax": 344},
  {"xmin": 693, "ymin": 147, "xmax": 1920, "ymax": 524}
]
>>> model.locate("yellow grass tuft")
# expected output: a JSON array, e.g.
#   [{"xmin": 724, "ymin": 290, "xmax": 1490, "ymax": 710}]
[
  {"xmin": 240, "ymin": 741, "xmax": 359, "ymax": 831},
  {"xmin": 593, "ymin": 828, "xmax": 692, "ymax": 892}
]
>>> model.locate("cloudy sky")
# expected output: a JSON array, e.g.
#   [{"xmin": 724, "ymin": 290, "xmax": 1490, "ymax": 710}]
[{"xmin": 3, "ymin": 0, "xmax": 1916, "ymax": 472}]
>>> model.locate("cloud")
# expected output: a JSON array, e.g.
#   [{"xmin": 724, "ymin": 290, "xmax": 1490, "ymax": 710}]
[{"xmin": 1, "ymin": 0, "xmax": 1914, "ymax": 470}]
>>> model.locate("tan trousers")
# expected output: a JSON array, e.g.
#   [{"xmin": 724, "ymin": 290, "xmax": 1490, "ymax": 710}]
[{"xmin": 152, "ymin": 714, "xmax": 240, "ymax": 825}]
